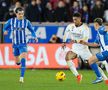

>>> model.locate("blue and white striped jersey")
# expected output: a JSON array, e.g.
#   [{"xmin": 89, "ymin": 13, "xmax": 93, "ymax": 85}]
[
  {"xmin": 3, "ymin": 17, "xmax": 36, "ymax": 47},
  {"xmin": 95, "ymin": 26, "xmax": 108, "ymax": 51}
]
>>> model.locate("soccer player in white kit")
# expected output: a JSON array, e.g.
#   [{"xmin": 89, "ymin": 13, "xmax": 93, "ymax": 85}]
[{"xmin": 62, "ymin": 13, "xmax": 108, "ymax": 83}]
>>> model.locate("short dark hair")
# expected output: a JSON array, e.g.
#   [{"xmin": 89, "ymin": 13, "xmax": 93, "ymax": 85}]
[
  {"xmin": 94, "ymin": 18, "xmax": 103, "ymax": 25},
  {"xmin": 73, "ymin": 12, "xmax": 81, "ymax": 18},
  {"xmin": 15, "ymin": 7, "xmax": 24, "ymax": 13}
]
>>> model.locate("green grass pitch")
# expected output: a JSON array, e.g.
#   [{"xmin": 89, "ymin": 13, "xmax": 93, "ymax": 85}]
[{"xmin": 0, "ymin": 69, "xmax": 108, "ymax": 90}]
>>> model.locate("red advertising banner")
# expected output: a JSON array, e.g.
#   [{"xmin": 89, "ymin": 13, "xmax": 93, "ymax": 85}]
[{"xmin": 0, "ymin": 44, "xmax": 78, "ymax": 69}]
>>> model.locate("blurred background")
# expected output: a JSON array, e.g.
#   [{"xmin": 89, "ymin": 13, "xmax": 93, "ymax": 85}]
[
  {"xmin": 0, "ymin": 0, "xmax": 107, "ymax": 69},
  {"xmin": 0, "ymin": 0, "xmax": 108, "ymax": 22}
]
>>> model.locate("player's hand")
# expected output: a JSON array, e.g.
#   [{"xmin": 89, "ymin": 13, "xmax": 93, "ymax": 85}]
[
  {"xmin": 79, "ymin": 40, "xmax": 87, "ymax": 45},
  {"xmin": 70, "ymin": 40, "xmax": 77, "ymax": 43},
  {"xmin": 4, "ymin": 31, "xmax": 8, "ymax": 35},
  {"xmin": 62, "ymin": 43, "xmax": 66, "ymax": 50}
]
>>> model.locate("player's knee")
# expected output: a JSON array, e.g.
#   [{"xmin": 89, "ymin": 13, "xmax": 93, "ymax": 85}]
[
  {"xmin": 65, "ymin": 51, "xmax": 77, "ymax": 61},
  {"xmin": 88, "ymin": 57, "xmax": 94, "ymax": 65},
  {"xmin": 88, "ymin": 59, "xmax": 91, "ymax": 65},
  {"xmin": 20, "ymin": 53, "xmax": 27, "ymax": 59},
  {"xmin": 15, "ymin": 58, "xmax": 19, "ymax": 61},
  {"xmin": 14, "ymin": 56, "xmax": 19, "ymax": 61}
]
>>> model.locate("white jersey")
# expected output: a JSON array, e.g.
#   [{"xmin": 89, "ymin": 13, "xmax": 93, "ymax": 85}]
[
  {"xmin": 64, "ymin": 23, "xmax": 90, "ymax": 50},
  {"xmin": 63, "ymin": 23, "xmax": 92, "ymax": 60}
]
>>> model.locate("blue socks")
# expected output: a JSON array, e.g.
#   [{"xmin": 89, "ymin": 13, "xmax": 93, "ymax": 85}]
[
  {"xmin": 20, "ymin": 58, "xmax": 26, "ymax": 77},
  {"xmin": 90, "ymin": 63, "xmax": 101, "ymax": 77}
]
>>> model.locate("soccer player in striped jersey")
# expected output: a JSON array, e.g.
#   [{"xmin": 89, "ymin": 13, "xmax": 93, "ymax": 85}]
[
  {"xmin": 80, "ymin": 18, "xmax": 108, "ymax": 84},
  {"xmin": 3, "ymin": 7, "xmax": 37, "ymax": 83}
]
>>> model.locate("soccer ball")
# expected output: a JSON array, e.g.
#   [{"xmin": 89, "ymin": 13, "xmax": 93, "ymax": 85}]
[{"xmin": 56, "ymin": 71, "xmax": 66, "ymax": 81}]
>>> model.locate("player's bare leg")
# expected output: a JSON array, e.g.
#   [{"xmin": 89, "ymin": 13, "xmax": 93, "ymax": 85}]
[{"xmin": 65, "ymin": 51, "xmax": 82, "ymax": 83}]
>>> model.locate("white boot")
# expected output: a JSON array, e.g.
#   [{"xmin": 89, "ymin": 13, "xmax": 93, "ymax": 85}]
[{"xmin": 19, "ymin": 77, "xmax": 24, "ymax": 83}]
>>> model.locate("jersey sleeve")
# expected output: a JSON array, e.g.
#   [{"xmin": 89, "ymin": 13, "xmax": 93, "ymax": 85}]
[
  {"xmin": 3, "ymin": 19, "xmax": 11, "ymax": 32},
  {"xmin": 27, "ymin": 20, "xmax": 36, "ymax": 38},
  {"xmin": 63, "ymin": 25, "xmax": 71, "ymax": 42},
  {"xmin": 82, "ymin": 24, "xmax": 90, "ymax": 42}
]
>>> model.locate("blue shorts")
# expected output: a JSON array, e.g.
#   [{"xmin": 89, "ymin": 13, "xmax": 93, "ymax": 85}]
[
  {"xmin": 13, "ymin": 46, "xmax": 27, "ymax": 56},
  {"xmin": 96, "ymin": 50, "xmax": 108, "ymax": 61}
]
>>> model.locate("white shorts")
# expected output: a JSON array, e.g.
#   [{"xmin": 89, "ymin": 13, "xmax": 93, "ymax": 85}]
[{"xmin": 71, "ymin": 46, "xmax": 92, "ymax": 60}]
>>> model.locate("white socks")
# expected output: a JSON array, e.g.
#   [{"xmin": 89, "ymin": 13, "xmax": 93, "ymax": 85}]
[
  {"xmin": 98, "ymin": 67, "xmax": 108, "ymax": 80},
  {"xmin": 102, "ymin": 61, "xmax": 108, "ymax": 73},
  {"xmin": 19, "ymin": 77, "xmax": 24, "ymax": 83},
  {"xmin": 67, "ymin": 60, "xmax": 79, "ymax": 76}
]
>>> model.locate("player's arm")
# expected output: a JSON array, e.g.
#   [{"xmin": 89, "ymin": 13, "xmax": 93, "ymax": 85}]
[
  {"xmin": 80, "ymin": 35, "xmax": 100, "ymax": 47},
  {"xmin": 27, "ymin": 20, "xmax": 38, "ymax": 42},
  {"xmin": 3, "ymin": 19, "xmax": 11, "ymax": 35},
  {"xmin": 63, "ymin": 30, "xmax": 69, "ymax": 43},
  {"xmin": 81, "ymin": 42, "xmax": 99, "ymax": 47},
  {"xmin": 62, "ymin": 25, "xmax": 70, "ymax": 49},
  {"xmin": 27, "ymin": 20, "xmax": 36, "ymax": 38}
]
